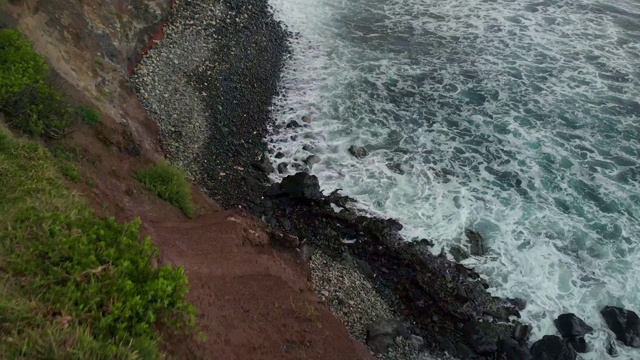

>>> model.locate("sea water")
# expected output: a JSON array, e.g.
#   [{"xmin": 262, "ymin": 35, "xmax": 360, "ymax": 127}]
[{"xmin": 267, "ymin": 0, "xmax": 640, "ymax": 357}]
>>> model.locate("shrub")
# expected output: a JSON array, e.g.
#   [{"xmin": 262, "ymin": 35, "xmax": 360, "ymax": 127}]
[
  {"xmin": 0, "ymin": 125, "xmax": 195, "ymax": 358},
  {"xmin": 134, "ymin": 162, "xmax": 196, "ymax": 218},
  {"xmin": 78, "ymin": 104, "xmax": 101, "ymax": 125},
  {"xmin": 0, "ymin": 29, "xmax": 72, "ymax": 136}
]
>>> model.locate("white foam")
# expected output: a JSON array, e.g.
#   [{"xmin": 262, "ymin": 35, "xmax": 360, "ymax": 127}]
[{"xmin": 268, "ymin": 0, "xmax": 640, "ymax": 357}]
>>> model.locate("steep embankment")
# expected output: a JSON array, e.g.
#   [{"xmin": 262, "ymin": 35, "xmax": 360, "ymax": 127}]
[{"xmin": 1, "ymin": 1, "xmax": 371, "ymax": 359}]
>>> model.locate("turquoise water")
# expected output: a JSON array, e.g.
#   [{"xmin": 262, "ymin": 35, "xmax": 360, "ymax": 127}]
[{"xmin": 267, "ymin": 0, "xmax": 640, "ymax": 357}]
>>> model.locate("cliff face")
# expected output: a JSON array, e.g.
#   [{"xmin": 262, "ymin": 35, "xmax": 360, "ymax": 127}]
[{"xmin": 3, "ymin": 0, "xmax": 171, "ymax": 156}]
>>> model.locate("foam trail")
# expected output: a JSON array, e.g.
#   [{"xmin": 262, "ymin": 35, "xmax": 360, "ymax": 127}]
[{"xmin": 268, "ymin": 0, "xmax": 640, "ymax": 357}]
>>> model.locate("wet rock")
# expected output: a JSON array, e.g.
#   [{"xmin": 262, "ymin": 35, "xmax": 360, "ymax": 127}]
[
  {"xmin": 278, "ymin": 172, "xmax": 323, "ymax": 200},
  {"xmin": 507, "ymin": 298, "xmax": 527, "ymax": 311},
  {"xmin": 530, "ymin": 335, "xmax": 576, "ymax": 360},
  {"xmin": 567, "ymin": 337, "xmax": 588, "ymax": 353},
  {"xmin": 348, "ymin": 145, "xmax": 369, "ymax": 159},
  {"xmin": 277, "ymin": 162, "xmax": 288, "ymax": 174},
  {"xmin": 455, "ymin": 342, "xmax": 476, "ymax": 359},
  {"xmin": 305, "ymin": 155, "xmax": 321, "ymax": 168},
  {"xmin": 601, "ymin": 305, "xmax": 640, "ymax": 347},
  {"xmin": 463, "ymin": 321, "xmax": 498, "ymax": 354},
  {"xmin": 554, "ymin": 313, "xmax": 593, "ymax": 338},
  {"xmin": 465, "ymin": 229, "xmax": 485, "ymax": 256},
  {"xmin": 275, "ymin": 151, "xmax": 285, "ymax": 159},
  {"xmin": 366, "ymin": 320, "xmax": 408, "ymax": 354},
  {"xmin": 251, "ymin": 155, "xmax": 274, "ymax": 174},
  {"xmin": 286, "ymin": 120, "xmax": 301, "ymax": 128},
  {"xmin": 554, "ymin": 313, "xmax": 593, "ymax": 341},
  {"xmin": 450, "ymin": 244, "xmax": 469, "ymax": 262},
  {"xmin": 301, "ymin": 115, "xmax": 312, "ymax": 123},
  {"xmin": 498, "ymin": 338, "xmax": 532, "ymax": 360}
]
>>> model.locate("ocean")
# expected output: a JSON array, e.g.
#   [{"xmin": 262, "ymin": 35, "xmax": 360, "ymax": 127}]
[{"xmin": 266, "ymin": 0, "xmax": 640, "ymax": 357}]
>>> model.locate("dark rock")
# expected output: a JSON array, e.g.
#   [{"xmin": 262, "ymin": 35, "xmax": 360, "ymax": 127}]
[
  {"xmin": 554, "ymin": 313, "xmax": 593, "ymax": 338},
  {"xmin": 436, "ymin": 336, "xmax": 458, "ymax": 356},
  {"xmin": 286, "ymin": 120, "xmax": 301, "ymax": 128},
  {"xmin": 348, "ymin": 145, "xmax": 369, "ymax": 159},
  {"xmin": 514, "ymin": 323, "xmax": 532, "ymax": 342},
  {"xmin": 455, "ymin": 342, "xmax": 477, "ymax": 359},
  {"xmin": 450, "ymin": 244, "xmax": 469, "ymax": 262},
  {"xmin": 264, "ymin": 184, "xmax": 283, "ymax": 197},
  {"xmin": 530, "ymin": 335, "xmax": 576, "ymax": 360},
  {"xmin": 301, "ymin": 115, "xmax": 312, "ymax": 123},
  {"xmin": 465, "ymin": 229, "xmax": 485, "ymax": 256},
  {"xmin": 302, "ymin": 144, "xmax": 314, "ymax": 151},
  {"xmin": 269, "ymin": 230, "xmax": 299, "ymax": 248},
  {"xmin": 279, "ymin": 172, "xmax": 323, "ymax": 200},
  {"xmin": 463, "ymin": 321, "xmax": 498, "ymax": 354},
  {"xmin": 277, "ymin": 162, "xmax": 288, "ymax": 174},
  {"xmin": 605, "ymin": 332, "xmax": 619, "ymax": 357},
  {"xmin": 567, "ymin": 337, "xmax": 588, "ymax": 353},
  {"xmin": 498, "ymin": 338, "xmax": 532, "ymax": 360},
  {"xmin": 366, "ymin": 320, "xmax": 409, "ymax": 354},
  {"xmin": 601, "ymin": 305, "xmax": 640, "ymax": 347},
  {"xmin": 275, "ymin": 151, "xmax": 285, "ymax": 159},
  {"xmin": 251, "ymin": 155, "xmax": 274, "ymax": 173},
  {"xmin": 507, "ymin": 298, "xmax": 527, "ymax": 311},
  {"xmin": 355, "ymin": 259, "xmax": 375, "ymax": 278},
  {"xmin": 278, "ymin": 217, "xmax": 292, "ymax": 232},
  {"xmin": 305, "ymin": 155, "xmax": 321, "ymax": 168}
]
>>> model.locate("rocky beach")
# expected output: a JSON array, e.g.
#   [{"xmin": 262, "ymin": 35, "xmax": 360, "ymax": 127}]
[
  {"xmin": 132, "ymin": 0, "xmax": 640, "ymax": 359},
  {"xmin": 131, "ymin": 0, "xmax": 529, "ymax": 358}
]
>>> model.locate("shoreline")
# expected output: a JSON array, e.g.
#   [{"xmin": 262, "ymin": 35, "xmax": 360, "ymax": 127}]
[{"xmin": 131, "ymin": 0, "xmax": 531, "ymax": 358}]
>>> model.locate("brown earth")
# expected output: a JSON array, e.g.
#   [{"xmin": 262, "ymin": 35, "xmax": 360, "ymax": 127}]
[{"xmin": 1, "ymin": 1, "xmax": 373, "ymax": 359}]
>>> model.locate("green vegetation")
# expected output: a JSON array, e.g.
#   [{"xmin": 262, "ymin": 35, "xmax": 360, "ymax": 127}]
[
  {"xmin": 77, "ymin": 105, "xmax": 101, "ymax": 126},
  {"xmin": 134, "ymin": 162, "xmax": 196, "ymax": 218},
  {"xmin": 0, "ymin": 125, "xmax": 195, "ymax": 358},
  {"xmin": 0, "ymin": 29, "xmax": 72, "ymax": 136},
  {"xmin": 0, "ymin": 28, "xmax": 196, "ymax": 358}
]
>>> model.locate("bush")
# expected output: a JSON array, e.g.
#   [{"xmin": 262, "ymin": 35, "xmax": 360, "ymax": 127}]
[
  {"xmin": 78, "ymin": 105, "xmax": 101, "ymax": 125},
  {"xmin": 0, "ymin": 29, "xmax": 72, "ymax": 136},
  {"xmin": 134, "ymin": 162, "xmax": 196, "ymax": 218},
  {"xmin": 0, "ymin": 126, "xmax": 195, "ymax": 358}
]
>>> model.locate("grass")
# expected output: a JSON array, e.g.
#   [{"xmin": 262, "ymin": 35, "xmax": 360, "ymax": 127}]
[
  {"xmin": 0, "ymin": 125, "xmax": 196, "ymax": 358},
  {"xmin": 77, "ymin": 105, "xmax": 101, "ymax": 126},
  {"xmin": 134, "ymin": 162, "xmax": 196, "ymax": 218},
  {"xmin": 0, "ymin": 29, "xmax": 73, "ymax": 137}
]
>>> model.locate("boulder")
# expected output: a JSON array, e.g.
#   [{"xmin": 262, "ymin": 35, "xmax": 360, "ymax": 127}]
[
  {"xmin": 279, "ymin": 172, "xmax": 323, "ymax": 200},
  {"xmin": 498, "ymin": 338, "xmax": 532, "ymax": 360},
  {"xmin": 554, "ymin": 313, "xmax": 593, "ymax": 338},
  {"xmin": 601, "ymin": 306, "xmax": 640, "ymax": 347},
  {"xmin": 465, "ymin": 229, "xmax": 485, "ymax": 256},
  {"xmin": 305, "ymin": 155, "xmax": 321, "ymax": 168},
  {"xmin": 301, "ymin": 115, "xmax": 312, "ymax": 123},
  {"xmin": 251, "ymin": 155, "xmax": 274, "ymax": 173},
  {"xmin": 450, "ymin": 244, "xmax": 469, "ymax": 262},
  {"xmin": 567, "ymin": 337, "xmax": 588, "ymax": 353},
  {"xmin": 286, "ymin": 120, "xmax": 301, "ymax": 128},
  {"xmin": 530, "ymin": 335, "xmax": 576, "ymax": 360},
  {"xmin": 277, "ymin": 162, "xmax": 288, "ymax": 174},
  {"xmin": 366, "ymin": 320, "xmax": 409, "ymax": 354},
  {"xmin": 348, "ymin": 145, "xmax": 369, "ymax": 159},
  {"xmin": 275, "ymin": 151, "xmax": 285, "ymax": 159},
  {"xmin": 463, "ymin": 321, "xmax": 497, "ymax": 354}
]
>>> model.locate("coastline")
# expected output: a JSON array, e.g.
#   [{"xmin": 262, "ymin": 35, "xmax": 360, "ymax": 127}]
[{"xmin": 132, "ymin": 0, "xmax": 530, "ymax": 359}]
